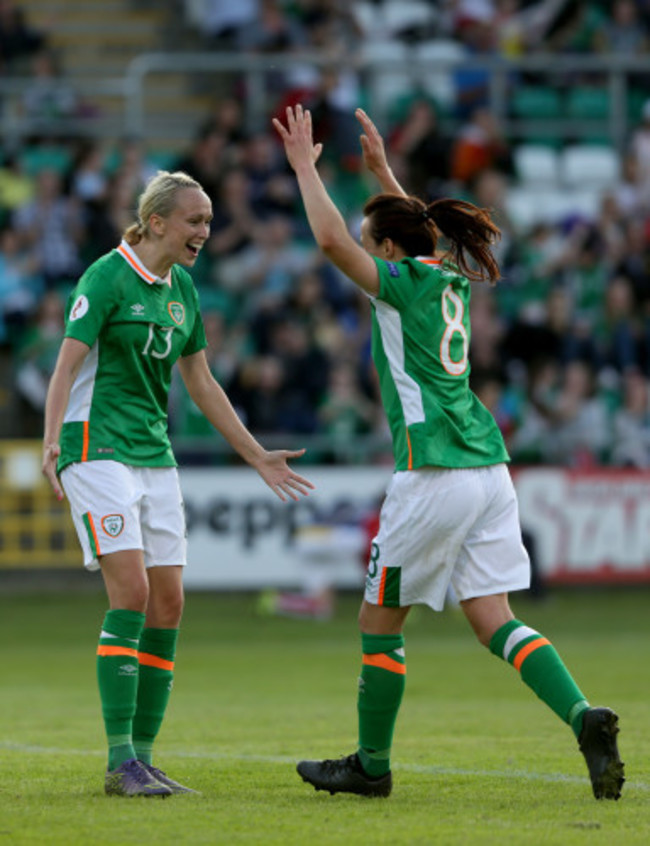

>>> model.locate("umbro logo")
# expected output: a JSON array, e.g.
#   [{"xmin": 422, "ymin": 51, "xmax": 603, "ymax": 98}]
[
  {"xmin": 118, "ymin": 664, "xmax": 137, "ymax": 676},
  {"xmin": 131, "ymin": 303, "xmax": 145, "ymax": 314}
]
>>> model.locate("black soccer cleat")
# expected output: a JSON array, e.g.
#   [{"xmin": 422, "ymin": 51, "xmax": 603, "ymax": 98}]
[
  {"xmin": 296, "ymin": 753, "xmax": 392, "ymax": 797},
  {"xmin": 578, "ymin": 707, "xmax": 625, "ymax": 800}
]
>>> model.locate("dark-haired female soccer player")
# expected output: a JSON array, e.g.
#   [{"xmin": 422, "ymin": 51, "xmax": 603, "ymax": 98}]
[
  {"xmin": 42, "ymin": 170, "xmax": 313, "ymax": 797},
  {"xmin": 274, "ymin": 105, "xmax": 623, "ymax": 801}
]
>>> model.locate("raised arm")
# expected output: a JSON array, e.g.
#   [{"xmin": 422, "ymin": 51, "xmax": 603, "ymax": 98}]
[
  {"xmin": 177, "ymin": 350, "xmax": 313, "ymax": 502},
  {"xmin": 273, "ymin": 104, "xmax": 380, "ymax": 297},
  {"xmin": 355, "ymin": 108, "xmax": 407, "ymax": 197}
]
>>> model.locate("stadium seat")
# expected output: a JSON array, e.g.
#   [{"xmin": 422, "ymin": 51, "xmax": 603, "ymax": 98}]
[
  {"xmin": 565, "ymin": 86, "xmax": 610, "ymax": 121},
  {"xmin": 511, "ymin": 86, "xmax": 563, "ymax": 120},
  {"xmin": 360, "ymin": 40, "xmax": 414, "ymax": 113},
  {"xmin": 414, "ymin": 40, "xmax": 465, "ymax": 109},
  {"xmin": 513, "ymin": 145, "xmax": 561, "ymax": 186},
  {"xmin": 559, "ymin": 145, "xmax": 620, "ymax": 189}
]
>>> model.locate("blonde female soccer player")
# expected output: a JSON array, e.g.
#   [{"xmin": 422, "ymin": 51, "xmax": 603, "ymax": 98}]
[
  {"xmin": 42, "ymin": 170, "xmax": 313, "ymax": 797},
  {"xmin": 273, "ymin": 105, "xmax": 623, "ymax": 801}
]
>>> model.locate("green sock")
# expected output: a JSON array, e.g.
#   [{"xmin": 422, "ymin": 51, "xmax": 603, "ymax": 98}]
[
  {"xmin": 97, "ymin": 609, "xmax": 146, "ymax": 770},
  {"xmin": 357, "ymin": 633, "xmax": 406, "ymax": 777},
  {"xmin": 490, "ymin": 619, "xmax": 590, "ymax": 738},
  {"xmin": 132, "ymin": 627, "xmax": 179, "ymax": 765}
]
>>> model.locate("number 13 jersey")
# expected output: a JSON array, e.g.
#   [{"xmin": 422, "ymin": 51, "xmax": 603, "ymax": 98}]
[
  {"xmin": 58, "ymin": 240, "xmax": 207, "ymax": 472},
  {"xmin": 371, "ymin": 256, "xmax": 509, "ymax": 472}
]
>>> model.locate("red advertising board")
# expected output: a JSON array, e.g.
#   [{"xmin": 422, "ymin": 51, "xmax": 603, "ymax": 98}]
[{"xmin": 514, "ymin": 468, "xmax": 650, "ymax": 584}]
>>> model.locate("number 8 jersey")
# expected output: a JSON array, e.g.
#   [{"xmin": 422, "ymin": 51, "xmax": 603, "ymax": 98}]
[
  {"xmin": 58, "ymin": 240, "xmax": 207, "ymax": 472},
  {"xmin": 370, "ymin": 256, "xmax": 509, "ymax": 472}
]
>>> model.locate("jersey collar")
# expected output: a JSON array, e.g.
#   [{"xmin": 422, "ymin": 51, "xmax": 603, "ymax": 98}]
[
  {"xmin": 415, "ymin": 256, "xmax": 441, "ymax": 266},
  {"xmin": 116, "ymin": 240, "xmax": 172, "ymax": 286}
]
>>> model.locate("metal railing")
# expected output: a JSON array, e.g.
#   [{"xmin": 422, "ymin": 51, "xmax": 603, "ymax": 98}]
[{"xmin": 1, "ymin": 52, "xmax": 650, "ymax": 151}]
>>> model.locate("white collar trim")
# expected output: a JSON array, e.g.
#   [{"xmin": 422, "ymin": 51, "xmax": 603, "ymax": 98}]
[{"xmin": 116, "ymin": 240, "xmax": 171, "ymax": 286}]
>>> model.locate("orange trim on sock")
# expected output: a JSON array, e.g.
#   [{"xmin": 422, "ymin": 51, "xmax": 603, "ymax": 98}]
[
  {"xmin": 81, "ymin": 420, "xmax": 89, "ymax": 461},
  {"xmin": 513, "ymin": 637, "xmax": 550, "ymax": 672},
  {"xmin": 138, "ymin": 652, "xmax": 174, "ymax": 671},
  {"xmin": 363, "ymin": 653, "xmax": 406, "ymax": 675},
  {"xmin": 96, "ymin": 645, "xmax": 138, "ymax": 658}
]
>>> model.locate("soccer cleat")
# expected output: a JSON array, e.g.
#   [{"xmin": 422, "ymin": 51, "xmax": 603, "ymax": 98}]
[
  {"xmin": 297, "ymin": 752, "xmax": 392, "ymax": 797},
  {"xmin": 578, "ymin": 707, "xmax": 625, "ymax": 800},
  {"xmin": 141, "ymin": 763, "xmax": 200, "ymax": 795},
  {"xmin": 104, "ymin": 758, "xmax": 172, "ymax": 797}
]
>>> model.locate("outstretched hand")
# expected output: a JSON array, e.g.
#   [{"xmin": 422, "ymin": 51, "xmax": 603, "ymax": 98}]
[
  {"xmin": 272, "ymin": 104, "xmax": 323, "ymax": 172},
  {"xmin": 253, "ymin": 448, "xmax": 315, "ymax": 502}
]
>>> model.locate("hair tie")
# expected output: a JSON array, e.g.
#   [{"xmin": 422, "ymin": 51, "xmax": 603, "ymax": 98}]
[{"xmin": 421, "ymin": 208, "xmax": 431, "ymax": 221}]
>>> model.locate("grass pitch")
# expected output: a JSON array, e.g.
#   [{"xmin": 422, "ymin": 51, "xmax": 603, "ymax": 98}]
[{"xmin": 1, "ymin": 585, "xmax": 649, "ymax": 845}]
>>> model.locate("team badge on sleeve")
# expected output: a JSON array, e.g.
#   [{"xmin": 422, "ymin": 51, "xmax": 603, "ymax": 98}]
[
  {"xmin": 168, "ymin": 302, "xmax": 185, "ymax": 325},
  {"xmin": 101, "ymin": 514, "xmax": 125, "ymax": 537},
  {"xmin": 70, "ymin": 295, "xmax": 89, "ymax": 321}
]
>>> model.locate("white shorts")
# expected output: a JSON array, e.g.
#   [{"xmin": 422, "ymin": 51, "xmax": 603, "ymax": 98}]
[
  {"xmin": 364, "ymin": 464, "xmax": 530, "ymax": 611},
  {"xmin": 60, "ymin": 461, "xmax": 187, "ymax": 571}
]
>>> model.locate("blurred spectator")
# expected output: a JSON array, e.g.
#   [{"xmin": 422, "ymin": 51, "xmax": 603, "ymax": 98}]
[
  {"xmin": 0, "ymin": 0, "xmax": 45, "ymax": 72},
  {"xmin": 610, "ymin": 368, "xmax": 650, "ymax": 467},
  {"xmin": 0, "ymin": 153, "xmax": 34, "ymax": 225},
  {"xmin": 594, "ymin": 0, "xmax": 649, "ymax": 54},
  {"xmin": 217, "ymin": 214, "xmax": 317, "ymax": 314},
  {"xmin": 450, "ymin": 107, "xmax": 513, "ymax": 185},
  {"xmin": 21, "ymin": 49, "xmax": 83, "ymax": 139},
  {"xmin": 69, "ymin": 141, "xmax": 108, "ymax": 203},
  {"xmin": 629, "ymin": 99, "xmax": 650, "ymax": 190},
  {"xmin": 593, "ymin": 274, "xmax": 643, "ymax": 374},
  {"xmin": 173, "ymin": 125, "xmax": 230, "ymax": 201},
  {"xmin": 387, "ymin": 97, "xmax": 451, "ymax": 198},
  {"xmin": 317, "ymin": 360, "xmax": 377, "ymax": 440},
  {"xmin": 0, "ymin": 224, "xmax": 42, "ymax": 346},
  {"xmin": 545, "ymin": 359, "xmax": 611, "ymax": 466},
  {"xmin": 237, "ymin": 0, "xmax": 305, "ymax": 53},
  {"xmin": 543, "ymin": 0, "xmax": 606, "ymax": 53},
  {"xmin": 207, "ymin": 167, "xmax": 257, "ymax": 262},
  {"xmin": 12, "ymin": 168, "xmax": 84, "ymax": 289},
  {"xmin": 196, "ymin": 0, "xmax": 260, "ymax": 48},
  {"xmin": 13, "ymin": 289, "xmax": 64, "ymax": 435}
]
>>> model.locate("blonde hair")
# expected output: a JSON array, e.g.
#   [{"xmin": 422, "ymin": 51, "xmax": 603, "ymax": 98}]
[{"xmin": 123, "ymin": 170, "xmax": 203, "ymax": 245}]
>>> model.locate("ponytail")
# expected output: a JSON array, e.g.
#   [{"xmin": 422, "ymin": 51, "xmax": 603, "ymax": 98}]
[
  {"xmin": 428, "ymin": 198, "xmax": 501, "ymax": 284},
  {"xmin": 363, "ymin": 194, "xmax": 501, "ymax": 284},
  {"xmin": 123, "ymin": 221, "xmax": 145, "ymax": 246}
]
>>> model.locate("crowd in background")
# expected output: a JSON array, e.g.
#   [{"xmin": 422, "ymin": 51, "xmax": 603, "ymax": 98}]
[{"xmin": 3, "ymin": 0, "xmax": 650, "ymax": 468}]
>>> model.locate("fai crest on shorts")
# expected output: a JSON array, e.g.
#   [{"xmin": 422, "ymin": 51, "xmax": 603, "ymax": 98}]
[
  {"xmin": 168, "ymin": 301, "xmax": 185, "ymax": 325},
  {"xmin": 101, "ymin": 514, "xmax": 124, "ymax": 537}
]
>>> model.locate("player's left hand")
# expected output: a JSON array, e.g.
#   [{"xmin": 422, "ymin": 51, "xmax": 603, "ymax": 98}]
[
  {"xmin": 254, "ymin": 448, "xmax": 315, "ymax": 502},
  {"xmin": 272, "ymin": 105, "xmax": 323, "ymax": 172}
]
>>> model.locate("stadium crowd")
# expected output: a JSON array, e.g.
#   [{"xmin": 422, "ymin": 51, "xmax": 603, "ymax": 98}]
[{"xmin": 3, "ymin": 0, "xmax": 650, "ymax": 468}]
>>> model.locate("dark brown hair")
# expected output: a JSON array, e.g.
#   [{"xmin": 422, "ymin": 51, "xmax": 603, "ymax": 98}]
[{"xmin": 362, "ymin": 194, "xmax": 501, "ymax": 284}]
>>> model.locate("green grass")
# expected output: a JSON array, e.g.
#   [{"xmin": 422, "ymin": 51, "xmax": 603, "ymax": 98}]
[{"xmin": 1, "ymin": 587, "xmax": 649, "ymax": 845}]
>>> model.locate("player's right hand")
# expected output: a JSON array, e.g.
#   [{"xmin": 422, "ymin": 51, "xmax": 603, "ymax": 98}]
[{"xmin": 42, "ymin": 443, "xmax": 64, "ymax": 500}]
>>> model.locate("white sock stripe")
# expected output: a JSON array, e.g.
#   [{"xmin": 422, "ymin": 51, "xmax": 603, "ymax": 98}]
[
  {"xmin": 99, "ymin": 630, "xmax": 139, "ymax": 642},
  {"xmin": 394, "ymin": 648, "xmax": 405, "ymax": 657},
  {"xmin": 502, "ymin": 626, "xmax": 540, "ymax": 662}
]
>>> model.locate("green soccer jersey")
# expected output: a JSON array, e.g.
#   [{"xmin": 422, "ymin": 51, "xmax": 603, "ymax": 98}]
[
  {"xmin": 371, "ymin": 255, "xmax": 509, "ymax": 471},
  {"xmin": 58, "ymin": 240, "xmax": 207, "ymax": 472}
]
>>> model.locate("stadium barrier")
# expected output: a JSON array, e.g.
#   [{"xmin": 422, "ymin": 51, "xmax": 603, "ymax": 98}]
[{"xmin": 2, "ymin": 442, "xmax": 649, "ymax": 586}]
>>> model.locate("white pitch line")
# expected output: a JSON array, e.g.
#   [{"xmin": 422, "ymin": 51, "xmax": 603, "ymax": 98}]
[{"xmin": 0, "ymin": 741, "xmax": 644, "ymax": 791}]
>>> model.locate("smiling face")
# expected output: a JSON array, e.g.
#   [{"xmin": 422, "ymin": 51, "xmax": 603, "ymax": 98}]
[{"xmin": 153, "ymin": 187, "xmax": 213, "ymax": 268}]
